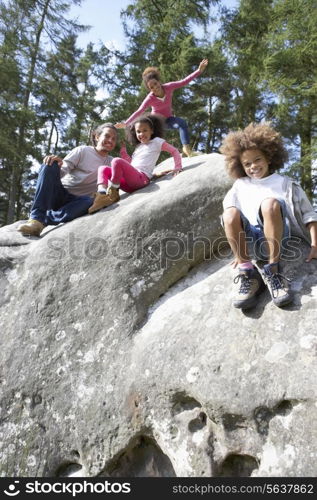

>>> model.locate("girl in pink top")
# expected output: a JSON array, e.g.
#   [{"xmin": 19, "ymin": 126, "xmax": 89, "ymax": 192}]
[
  {"xmin": 116, "ymin": 59, "xmax": 208, "ymax": 157},
  {"xmin": 88, "ymin": 114, "xmax": 182, "ymax": 214}
]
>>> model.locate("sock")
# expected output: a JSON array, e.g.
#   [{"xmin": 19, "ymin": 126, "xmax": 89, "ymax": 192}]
[
  {"xmin": 108, "ymin": 180, "xmax": 120, "ymax": 189},
  {"xmin": 97, "ymin": 186, "xmax": 107, "ymax": 193},
  {"xmin": 239, "ymin": 261, "xmax": 254, "ymax": 270}
]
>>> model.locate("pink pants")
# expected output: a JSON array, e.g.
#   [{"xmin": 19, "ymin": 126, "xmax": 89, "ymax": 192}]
[{"xmin": 97, "ymin": 158, "xmax": 150, "ymax": 193}]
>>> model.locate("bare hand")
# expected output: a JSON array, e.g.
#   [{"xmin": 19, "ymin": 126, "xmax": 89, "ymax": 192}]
[
  {"xmin": 153, "ymin": 169, "xmax": 174, "ymax": 178},
  {"xmin": 43, "ymin": 155, "xmax": 63, "ymax": 166},
  {"xmin": 173, "ymin": 169, "xmax": 183, "ymax": 177},
  {"xmin": 230, "ymin": 259, "xmax": 241, "ymax": 269},
  {"xmin": 198, "ymin": 59, "xmax": 208, "ymax": 73},
  {"xmin": 115, "ymin": 122, "xmax": 126, "ymax": 129},
  {"xmin": 305, "ymin": 245, "xmax": 317, "ymax": 262}
]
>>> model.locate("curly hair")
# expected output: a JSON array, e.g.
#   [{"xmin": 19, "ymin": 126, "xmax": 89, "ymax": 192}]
[
  {"xmin": 219, "ymin": 122, "xmax": 288, "ymax": 179},
  {"xmin": 90, "ymin": 123, "xmax": 117, "ymax": 146},
  {"xmin": 142, "ymin": 66, "xmax": 161, "ymax": 89},
  {"xmin": 126, "ymin": 113, "xmax": 165, "ymax": 146}
]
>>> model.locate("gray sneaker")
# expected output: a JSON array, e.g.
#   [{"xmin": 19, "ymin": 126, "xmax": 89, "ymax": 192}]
[
  {"xmin": 233, "ymin": 267, "xmax": 266, "ymax": 309},
  {"xmin": 262, "ymin": 263, "xmax": 292, "ymax": 307}
]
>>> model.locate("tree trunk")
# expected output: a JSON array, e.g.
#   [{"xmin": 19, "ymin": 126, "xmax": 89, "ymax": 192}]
[
  {"xmin": 206, "ymin": 96, "xmax": 213, "ymax": 154},
  {"xmin": 6, "ymin": 0, "xmax": 52, "ymax": 223}
]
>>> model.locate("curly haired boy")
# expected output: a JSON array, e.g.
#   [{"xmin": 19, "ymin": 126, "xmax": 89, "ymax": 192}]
[{"xmin": 220, "ymin": 122, "xmax": 317, "ymax": 309}]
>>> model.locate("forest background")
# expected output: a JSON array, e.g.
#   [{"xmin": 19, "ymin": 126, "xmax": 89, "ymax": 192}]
[{"xmin": 0, "ymin": 0, "xmax": 316, "ymax": 226}]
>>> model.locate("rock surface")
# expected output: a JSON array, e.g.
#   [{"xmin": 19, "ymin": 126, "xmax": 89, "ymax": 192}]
[{"xmin": 0, "ymin": 153, "xmax": 316, "ymax": 477}]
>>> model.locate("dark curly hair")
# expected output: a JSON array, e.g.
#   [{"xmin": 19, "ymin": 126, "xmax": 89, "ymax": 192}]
[
  {"xmin": 90, "ymin": 122, "xmax": 117, "ymax": 146},
  {"xmin": 142, "ymin": 66, "xmax": 161, "ymax": 90},
  {"xmin": 219, "ymin": 122, "xmax": 288, "ymax": 179},
  {"xmin": 126, "ymin": 113, "xmax": 165, "ymax": 146}
]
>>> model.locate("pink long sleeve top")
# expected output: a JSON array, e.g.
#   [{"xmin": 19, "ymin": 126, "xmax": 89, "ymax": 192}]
[{"xmin": 125, "ymin": 68, "xmax": 201, "ymax": 125}]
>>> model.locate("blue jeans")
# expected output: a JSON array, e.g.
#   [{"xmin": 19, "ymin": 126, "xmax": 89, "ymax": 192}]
[
  {"xmin": 30, "ymin": 162, "xmax": 93, "ymax": 225},
  {"xmin": 240, "ymin": 199, "xmax": 291, "ymax": 260},
  {"xmin": 165, "ymin": 116, "xmax": 190, "ymax": 145}
]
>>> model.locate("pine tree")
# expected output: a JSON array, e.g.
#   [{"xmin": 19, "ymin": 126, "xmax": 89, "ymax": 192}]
[
  {"xmin": 219, "ymin": 0, "xmax": 274, "ymax": 128},
  {"xmin": 0, "ymin": 0, "xmax": 86, "ymax": 223},
  {"xmin": 105, "ymin": 0, "xmax": 218, "ymax": 152},
  {"xmin": 264, "ymin": 0, "xmax": 317, "ymax": 199}
]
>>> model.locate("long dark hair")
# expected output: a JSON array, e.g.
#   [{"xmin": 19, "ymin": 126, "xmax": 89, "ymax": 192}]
[{"xmin": 126, "ymin": 114, "xmax": 165, "ymax": 146}]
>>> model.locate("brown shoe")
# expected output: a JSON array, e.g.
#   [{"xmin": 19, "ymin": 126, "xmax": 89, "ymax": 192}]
[
  {"xmin": 17, "ymin": 219, "xmax": 45, "ymax": 237},
  {"xmin": 88, "ymin": 188, "xmax": 120, "ymax": 214},
  {"xmin": 182, "ymin": 144, "xmax": 200, "ymax": 157},
  {"xmin": 107, "ymin": 186, "xmax": 120, "ymax": 203}
]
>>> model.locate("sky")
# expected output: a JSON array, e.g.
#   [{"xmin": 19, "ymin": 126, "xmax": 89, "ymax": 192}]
[{"xmin": 69, "ymin": 0, "xmax": 239, "ymax": 50}]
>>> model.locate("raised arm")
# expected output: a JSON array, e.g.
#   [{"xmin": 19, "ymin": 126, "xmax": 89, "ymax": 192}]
[
  {"xmin": 115, "ymin": 94, "xmax": 153, "ymax": 128},
  {"xmin": 165, "ymin": 59, "xmax": 208, "ymax": 91}
]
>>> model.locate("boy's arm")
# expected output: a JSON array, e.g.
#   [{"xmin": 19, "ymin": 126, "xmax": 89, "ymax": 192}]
[
  {"xmin": 305, "ymin": 221, "xmax": 317, "ymax": 262},
  {"xmin": 295, "ymin": 183, "xmax": 317, "ymax": 224},
  {"xmin": 293, "ymin": 183, "xmax": 317, "ymax": 261}
]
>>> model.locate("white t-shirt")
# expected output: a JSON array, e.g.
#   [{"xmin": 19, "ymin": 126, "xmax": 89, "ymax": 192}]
[
  {"xmin": 131, "ymin": 137, "xmax": 165, "ymax": 178},
  {"xmin": 223, "ymin": 173, "xmax": 287, "ymax": 225},
  {"xmin": 61, "ymin": 146, "xmax": 113, "ymax": 196}
]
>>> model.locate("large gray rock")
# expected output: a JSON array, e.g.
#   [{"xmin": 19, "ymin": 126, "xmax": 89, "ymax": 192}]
[{"xmin": 0, "ymin": 153, "xmax": 316, "ymax": 478}]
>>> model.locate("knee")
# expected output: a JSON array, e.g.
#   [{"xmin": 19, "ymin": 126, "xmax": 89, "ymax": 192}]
[
  {"xmin": 222, "ymin": 207, "xmax": 241, "ymax": 227},
  {"xmin": 78, "ymin": 196, "xmax": 94, "ymax": 212},
  {"xmin": 261, "ymin": 198, "xmax": 282, "ymax": 218},
  {"xmin": 82, "ymin": 195, "xmax": 93, "ymax": 204},
  {"xmin": 111, "ymin": 158, "xmax": 123, "ymax": 168},
  {"xmin": 98, "ymin": 165, "xmax": 111, "ymax": 175},
  {"xmin": 40, "ymin": 161, "xmax": 60, "ymax": 174}
]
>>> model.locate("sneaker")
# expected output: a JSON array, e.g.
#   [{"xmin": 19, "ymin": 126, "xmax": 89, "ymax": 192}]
[
  {"xmin": 233, "ymin": 267, "xmax": 266, "ymax": 309},
  {"xmin": 182, "ymin": 144, "xmax": 200, "ymax": 157},
  {"xmin": 17, "ymin": 219, "xmax": 45, "ymax": 236},
  {"xmin": 88, "ymin": 187, "xmax": 120, "ymax": 214},
  {"xmin": 262, "ymin": 263, "xmax": 292, "ymax": 307}
]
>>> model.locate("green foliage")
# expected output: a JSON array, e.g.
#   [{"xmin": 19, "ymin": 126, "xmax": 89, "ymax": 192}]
[
  {"xmin": 1, "ymin": 0, "xmax": 317, "ymax": 226},
  {"xmin": 263, "ymin": 0, "xmax": 317, "ymax": 197}
]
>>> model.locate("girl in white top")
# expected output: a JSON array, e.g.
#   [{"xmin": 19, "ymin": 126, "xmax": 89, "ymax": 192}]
[{"xmin": 88, "ymin": 114, "xmax": 182, "ymax": 214}]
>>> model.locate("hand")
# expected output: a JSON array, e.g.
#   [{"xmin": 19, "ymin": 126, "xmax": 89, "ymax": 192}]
[
  {"xmin": 152, "ymin": 169, "xmax": 173, "ymax": 178},
  {"xmin": 230, "ymin": 259, "xmax": 240, "ymax": 269},
  {"xmin": 172, "ymin": 169, "xmax": 183, "ymax": 177},
  {"xmin": 43, "ymin": 155, "xmax": 63, "ymax": 166},
  {"xmin": 115, "ymin": 122, "xmax": 126, "ymax": 129},
  {"xmin": 305, "ymin": 245, "xmax": 317, "ymax": 262},
  {"xmin": 198, "ymin": 58, "xmax": 208, "ymax": 73}
]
